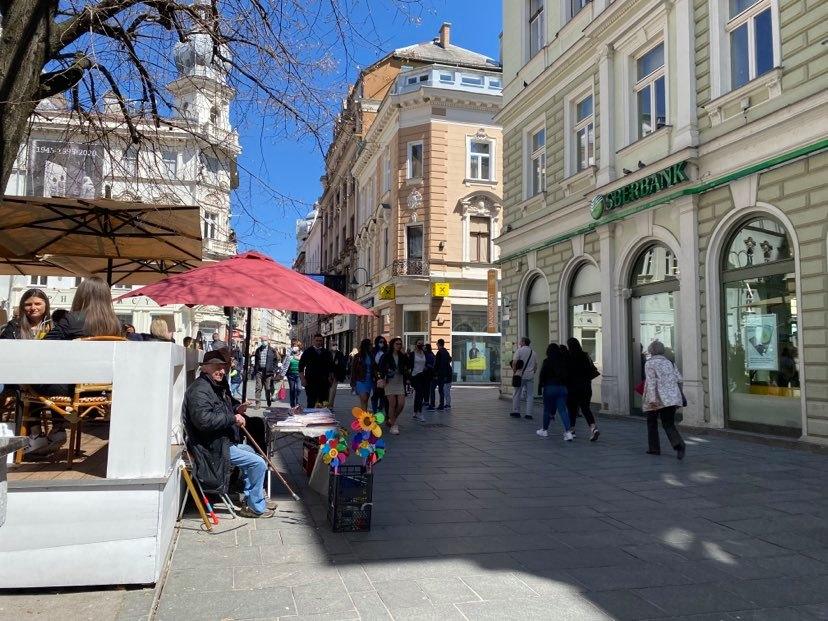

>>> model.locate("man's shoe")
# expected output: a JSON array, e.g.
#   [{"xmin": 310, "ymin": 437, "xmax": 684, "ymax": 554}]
[
  {"xmin": 509, "ymin": 412, "xmax": 521, "ymax": 418},
  {"xmin": 413, "ymin": 412, "xmax": 426, "ymax": 422},
  {"xmin": 524, "ymin": 414, "xmax": 533, "ymax": 420},
  {"xmin": 24, "ymin": 434, "xmax": 48, "ymax": 454},
  {"xmin": 426, "ymin": 405, "xmax": 435, "ymax": 411},
  {"xmin": 677, "ymin": 446, "xmax": 686, "ymax": 460},
  {"xmin": 646, "ymin": 450, "xmax": 661, "ymax": 455},
  {"xmin": 536, "ymin": 429, "xmax": 548, "ymax": 438},
  {"xmin": 590, "ymin": 428, "xmax": 600, "ymax": 442},
  {"xmin": 436, "ymin": 405, "xmax": 445, "ymax": 411},
  {"xmin": 266, "ymin": 500, "xmax": 279, "ymax": 511},
  {"xmin": 238, "ymin": 507, "xmax": 275, "ymax": 519}
]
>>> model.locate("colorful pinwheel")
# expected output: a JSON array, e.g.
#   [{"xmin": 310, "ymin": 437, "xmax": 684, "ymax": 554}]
[
  {"xmin": 317, "ymin": 428, "xmax": 350, "ymax": 471},
  {"xmin": 350, "ymin": 407, "xmax": 383, "ymax": 438}
]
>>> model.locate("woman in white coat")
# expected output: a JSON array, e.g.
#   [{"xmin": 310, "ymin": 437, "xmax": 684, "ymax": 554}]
[{"xmin": 642, "ymin": 340, "xmax": 686, "ymax": 459}]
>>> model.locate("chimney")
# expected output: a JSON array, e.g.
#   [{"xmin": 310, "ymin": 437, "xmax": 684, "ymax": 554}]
[{"xmin": 438, "ymin": 22, "xmax": 451, "ymax": 48}]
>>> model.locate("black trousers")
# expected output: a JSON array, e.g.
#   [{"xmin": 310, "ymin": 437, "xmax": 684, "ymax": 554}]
[
  {"xmin": 306, "ymin": 381, "xmax": 330, "ymax": 408},
  {"xmin": 411, "ymin": 373, "xmax": 429, "ymax": 413},
  {"xmin": 371, "ymin": 387, "xmax": 388, "ymax": 413},
  {"xmin": 647, "ymin": 406, "xmax": 685, "ymax": 453},
  {"xmin": 567, "ymin": 385, "xmax": 596, "ymax": 428}
]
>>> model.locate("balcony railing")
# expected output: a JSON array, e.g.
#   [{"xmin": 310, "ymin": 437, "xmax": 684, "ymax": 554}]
[{"xmin": 392, "ymin": 258, "xmax": 428, "ymax": 276}]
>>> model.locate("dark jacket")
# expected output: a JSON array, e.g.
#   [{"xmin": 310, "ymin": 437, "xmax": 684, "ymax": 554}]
[
  {"xmin": 332, "ymin": 350, "xmax": 347, "ymax": 382},
  {"xmin": 378, "ymin": 350, "xmax": 411, "ymax": 382},
  {"xmin": 435, "ymin": 348, "xmax": 453, "ymax": 382},
  {"xmin": 182, "ymin": 373, "xmax": 240, "ymax": 494},
  {"xmin": 537, "ymin": 353, "xmax": 569, "ymax": 393},
  {"xmin": 0, "ymin": 318, "xmax": 52, "ymax": 340},
  {"xmin": 566, "ymin": 350, "xmax": 599, "ymax": 393},
  {"xmin": 44, "ymin": 312, "xmax": 89, "ymax": 340},
  {"xmin": 253, "ymin": 344, "xmax": 276, "ymax": 375},
  {"xmin": 299, "ymin": 346, "xmax": 333, "ymax": 383},
  {"xmin": 350, "ymin": 353, "xmax": 373, "ymax": 385}
]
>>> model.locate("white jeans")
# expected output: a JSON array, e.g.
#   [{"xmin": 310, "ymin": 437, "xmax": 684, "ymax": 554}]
[{"xmin": 512, "ymin": 378, "xmax": 535, "ymax": 417}]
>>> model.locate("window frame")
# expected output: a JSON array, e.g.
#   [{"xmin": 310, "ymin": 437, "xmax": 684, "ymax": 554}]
[
  {"xmin": 30, "ymin": 275, "xmax": 48, "ymax": 286},
  {"xmin": 161, "ymin": 149, "xmax": 177, "ymax": 178},
  {"xmin": 633, "ymin": 41, "xmax": 668, "ymax": 139},
  {"xmin": 567, "ymin": 88, "xmax": 595, "ymax": 175},
  {"xmin": 467, "ymin": 137, "xmax": 495, "ymax": 182},
  {"xmin": 202, "ymin": 211, "xmax": 218, "ymax": 240},
  {"xmin": 725, "ymin": 0, "xmax": 774, "ymax": 90},
  {"xmin": 528, "ymin": 0, "xmax": 545, "ymax": 59},
  {"xmin": 405, "ymin": 224, "xmax": 424, "ymax": 260},
  {"xmin": 468, "ymin": 216, "xmax": 492, "ymax": 264},
  {"xmin": 406, "ymin": 141, "xmax": 424, "ymax": 180},
  {"xmin": 525, "ymin": 122, "xmax": 546, "ymax": 199}
]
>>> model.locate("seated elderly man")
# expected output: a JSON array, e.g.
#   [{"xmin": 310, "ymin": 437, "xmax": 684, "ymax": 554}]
[{"xmin": 183, "ymin": 348, "xmax": 274, "ymax": 518}]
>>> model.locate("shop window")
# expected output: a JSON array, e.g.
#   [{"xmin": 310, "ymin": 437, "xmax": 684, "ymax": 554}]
[
  {"xmin": 452, "ymin": 306, "xmax": 501, "ymax": 383},
  {"xmin": 403, "ymin": 309, "xmax": 428, "ymax": 350},
  {"xmin": 569, "ymin": 263, "xmax": 602, "ymax": 404},
  {"xmin": 721, "ymin": 216, "xmax": 799, "ymax": 435}
]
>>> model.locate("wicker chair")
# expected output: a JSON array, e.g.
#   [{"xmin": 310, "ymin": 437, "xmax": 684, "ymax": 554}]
[{"xmin": 15, "ymin": 335, "xmax": 125, "ymax": 466}]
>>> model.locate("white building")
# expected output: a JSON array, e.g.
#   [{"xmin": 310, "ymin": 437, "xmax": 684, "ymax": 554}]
[{"xmin": 1, "ymin": 25, "xmax": 240, "ymax": 341}]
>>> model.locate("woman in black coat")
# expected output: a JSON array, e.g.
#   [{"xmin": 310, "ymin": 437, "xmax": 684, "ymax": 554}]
[{"xmin": 566, "ymin": 337, "xmax": 600, "ymax": 441}]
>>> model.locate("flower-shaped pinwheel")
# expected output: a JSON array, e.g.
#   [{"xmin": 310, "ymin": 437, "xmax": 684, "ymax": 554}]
[
  {"xmin": 350, "ymin": 407, "xmax": 383, "ymax": 438},
  {"xmin": 317, "ymin": 428, "xmax": 350, "ymax": 470},
  {"xmin": 349, "ymin": 430, "xmax": 387, "ymax": 465}
]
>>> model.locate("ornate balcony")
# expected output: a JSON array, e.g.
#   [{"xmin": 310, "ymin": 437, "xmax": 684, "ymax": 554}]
[{"xmin": 392, "ymin": 258, "xmax": 428, "ymax": 276}]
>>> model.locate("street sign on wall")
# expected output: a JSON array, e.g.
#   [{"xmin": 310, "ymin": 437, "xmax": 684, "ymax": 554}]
[
  {"xmin": 378, "ymin": 283, "xmax": 396, "ymax": 300},
  {"xmin": 432, "ymin": 282, "xmax": 450, "ymax": 297}
]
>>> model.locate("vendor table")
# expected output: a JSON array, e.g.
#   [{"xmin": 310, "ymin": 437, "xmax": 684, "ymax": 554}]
[{"xmin": 263, "ymin": 407, "xmax": 338, "ymax": 497}]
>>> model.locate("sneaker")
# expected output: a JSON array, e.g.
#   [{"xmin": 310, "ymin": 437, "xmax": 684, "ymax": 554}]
[
  {"xmin": 413, "ymin": 412, "xmax": 426, "ymax": 422},
  {"xmin": 509, "ymin": 412, "xmax": 521, "ymax": 418},
  {"xmin": 426, "ymin": 405, "xmax": 435, "ymax": 411},
  {"xmin": 590, "ymin": 428, "xmax": 600, "ymax": 442},
  {"xmin": 390, "ymin": 424, "xmax": 400, "ymax": 435},
  {"xmin": 238, "ymin": 507, "xmax": 275, "ymax": 519},
  {"xmin": 677, "ymin": 446, "xmax": 686, "ymax": 460},
  {"xmin": 436, "ymin": 405, "xmax": 445, "ymax": 411},
  {"xmin": 569, "ymin": 430, "xmax": 576, "ymax": 439},
  {"xmin": 445, "ymin": 405, "xmax": 451, "ymax": 410},
  {"xmin": 564, "ymin": 431, "xmax": 574, "ymax": 442},
  {"xmin": 536, "ymin": 429, "xmax": 548, "ymax": 438},
  {"xmin": 524, "ymin": 414, "xmax": 534, "ymax": 420}
]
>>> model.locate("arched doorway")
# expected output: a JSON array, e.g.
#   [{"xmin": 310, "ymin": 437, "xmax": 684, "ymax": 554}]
[
  {"xmin": 721, "ymin": 216, "xmax": 799, "ymax": 436},
  {"xmin": 524, "ymin": 274, "xmax": 549, "ymax": 353},
  {"xmin": 629, "ymin": 244, "xmax": 680, "ymax": 413},
  {"xmin": 569, "ymin": 263, "xmax": 602, "ymax": 404}
]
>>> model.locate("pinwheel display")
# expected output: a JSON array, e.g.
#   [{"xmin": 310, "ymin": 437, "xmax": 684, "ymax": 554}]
[
  {"xmin": 350, "ymin": 430, "xmax": 386, "ymax": 466},
  {"xmin": 350, "ymin": 407, "xmax": 383, "ymax": 438},
  {"xmin": 317, "ymin": 428, "xmax": 350, "ymax": 471}
]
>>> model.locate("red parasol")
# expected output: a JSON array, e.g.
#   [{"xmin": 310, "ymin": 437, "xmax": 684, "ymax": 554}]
[
  {"xmin": 116, "ymin": 251, "xmax": 374, "ymax": 317},
  {"xmin": 117, "ymin": 251, "xmax": 374, "ymax": 402}
]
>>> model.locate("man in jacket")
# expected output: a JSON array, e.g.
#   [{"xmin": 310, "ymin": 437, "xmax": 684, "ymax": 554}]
[
  {"xmin": 182, "ymin": 348, "xmax": 274, "ymax": 518},
  {"xmin": 253, "ymin": 338, "xmax": 276, "ymax": 406},
  {"xmin": 434, "ymin": 338, "xmax": 453, "ymax": 410},
  {"xmin": 328, "ymin": 343, "xmax": 347, "ymax": 410},
  {"xmin": 299, "ymin": 334, "xmax": 334, "ymax": 408}
]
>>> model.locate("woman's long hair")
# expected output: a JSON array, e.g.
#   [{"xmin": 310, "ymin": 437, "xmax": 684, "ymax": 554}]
[
  {"xmin": 71, "ymin": 277, "xmax": 122, "ymax": 336},
  {"xmin": 17, "ymin": 288, "xmax": 51, "ymax": 339},
  {"xmin": 150, "ymin": 318, "xmax": 171, "ymax": 340},
  {"xmin": 566, "ymin": 337, "xmax": 584, "ymax": 356},
  {"xmin": 359, "ymin": 338, "xmax": 372, "ymax": 359}
]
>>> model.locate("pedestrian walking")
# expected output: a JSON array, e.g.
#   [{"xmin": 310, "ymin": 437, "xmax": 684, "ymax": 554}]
[
  {"xmin": 252, "ymin": 338, "xmax": 276, "ymax": 406},
  {"xmin": 328, "ymin": 343, "xmax": 347, "ymax": 409},
  {"xmin": 370, "ymin": 336, "xmax": 389, "ymax": 413},
  {"xmin": 284, "ymin": 346, "xmax": 302, "ymax": 407},
  {"xmin": 536, "ymin": 343, "xmax": 573, "ymax": 441},
  {"xmin": 565, "ymin": 337, "xmax": 601, "ymax": 441},
  {"xmin": 350, "ymin": 339, "xmax": 375, "ymax": 412},
  {"xmin": 510, "ymin": 337, "xmax": 538, "ymax": 419},
  {"xmin": 378, "ymin": 337, "xmax": 410, "ymax": 435},
  {"xmin": 434, "ymin": 338, "xmax": 452, "ymax": 410},
  {"xmin": 642, "ymin": 340, "xmax": 686, "ymax": 459},
  {"xmin": 299, "ymin": 334, "xmax": 334, "ymax": 408},
  {"xmin": 408, "ymin": 339, "xmax": 431, "ymax": 422},
  {"xmin": 424, "ymin": 344, "xmax": 437, "ymax": 410},
  {"xmin": 229, "ymin": 358, "xmax": 243, "ymax": 398}
]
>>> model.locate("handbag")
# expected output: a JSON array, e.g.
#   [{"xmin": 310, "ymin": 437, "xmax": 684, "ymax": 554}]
[
  {"xmin": 277, "ymin": 382, "xmax": 287, "ymax": 401},
  {"xmin": 511, "ymin": 351, "xmax": 533, "ymax": 388}
]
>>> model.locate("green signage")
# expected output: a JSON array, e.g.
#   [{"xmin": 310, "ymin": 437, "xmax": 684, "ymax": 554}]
[{"xmin": 589, "ymin": 161, "xmax": 689, "ymax": 220}]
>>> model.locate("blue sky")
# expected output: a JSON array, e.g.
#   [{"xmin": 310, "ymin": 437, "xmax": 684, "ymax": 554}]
[{"xmin": 231, "ymin": 0, "xmax": 503, "ymax": 266}]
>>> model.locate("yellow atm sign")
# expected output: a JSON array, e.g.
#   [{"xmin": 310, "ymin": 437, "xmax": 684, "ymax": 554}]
[
  {"xmin": 432, "ymin": 282, "xmax": 450, "ymax": 297},
  {"xmin": 378, "ymin": 283, "xmax": 396, "ymax": 300}
]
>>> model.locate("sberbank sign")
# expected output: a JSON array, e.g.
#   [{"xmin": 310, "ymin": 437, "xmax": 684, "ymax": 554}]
[{"xmin": 589, "ymin": 161, "xmax": 689, "ymax": 220}]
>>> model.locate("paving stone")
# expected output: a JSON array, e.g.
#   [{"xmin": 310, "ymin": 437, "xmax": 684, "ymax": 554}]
[
  {"xmin": 635, "ymin": 583, "xmax": 757, "ymax": 616},
  {"xmin": 415, "ymin": 577, "xmax": 481, "ymax": 604},
  {"xmin": 372, "ymin": 579, "xmax": 430, "ymax": 610},
  {"xmin": 723, "ymin": 575, "xmax": 828, "ymax": 608},
  {"xmin": 586, "ymin": 589, "xmax": 669, "ymax": 620},
  {"xmin": 165, "ymin": 567, "xmax": 235, "ymax": 594},
  {"xmin": 349, "ymin": 590, "xmax": 392, "ymax": 620},
  {"xmin": 455, "ymin": 597, "xmax": 613, "ymax": 620},
  {"xmin": 155, "ymin": 587, "xmax": 295, "ymax": 620},
  {"xmin": 291, "ymin": 582, "xmax": 353, "ymax": 615},
  {"xmin": 459, "ymin": 573, "xmax": 539, "ymax": 600},
  {"xmin": 566, "ymin": 562, "xmax": 694, "ymax": 591},
  {"xmin": 233, "ymin": 565, "xmax": 339, "ymax": 590}
]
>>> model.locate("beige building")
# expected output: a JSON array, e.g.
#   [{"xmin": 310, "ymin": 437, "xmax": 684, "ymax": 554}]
[
  {"xmin": 498, "ymin": 0, "xmax": 828, "ymax": 440},
  {"xmin": 351, "ymin": 24, "xmax": 505, "ymax": 383}
]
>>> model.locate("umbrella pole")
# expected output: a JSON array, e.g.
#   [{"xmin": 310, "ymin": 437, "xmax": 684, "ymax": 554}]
[
  {"xmin": 106, "ymin": 258, "xmax": 113, "ymax": 286},
  {"xmin": 242, "ymin": 308, "xmax": 252, "ymax": 402}
]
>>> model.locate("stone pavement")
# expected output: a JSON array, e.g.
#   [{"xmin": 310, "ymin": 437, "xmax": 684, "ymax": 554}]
[{"xmin": 156, "ymin": 385, "xmax": 828, "ymax": 621}]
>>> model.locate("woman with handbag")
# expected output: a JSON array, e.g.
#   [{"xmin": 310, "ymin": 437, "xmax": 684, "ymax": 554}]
[
  {"xmin": 565, "ymin": 337, "xmax": 601, "ymax": 441},
  {"xmin": 378, "ymin": 337, "xmax": 410, "ymax": 435},
  {"xmin": 642, "ymin": 340, "xmax": 686, "ymax": 459}
]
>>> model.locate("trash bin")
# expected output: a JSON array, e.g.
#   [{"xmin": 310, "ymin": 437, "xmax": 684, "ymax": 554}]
[{"xmin": 327, "ymin": 465, "xmax": 372, "ymax": 532}]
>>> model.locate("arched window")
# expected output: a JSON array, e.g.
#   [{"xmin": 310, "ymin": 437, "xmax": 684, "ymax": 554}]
[
  {"xmin": 629, "ymin": 243, "xmax": 680, "ymax": 412},
  {"xmin": 720, "ymin": 216, "xmax": 799, "ymax": 435},
  {"xmin": 524, "ymin": 274, "xmax": 549, "ymax": 351},
  {"xmin": 569, "ymin": 263, "xmax": 602, "ymax": 403}
]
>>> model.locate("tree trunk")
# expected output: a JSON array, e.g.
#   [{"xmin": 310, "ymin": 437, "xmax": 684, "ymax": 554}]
[{"xmin": 0, "ymin": 0, "xmax": 59, "ymax": 194}]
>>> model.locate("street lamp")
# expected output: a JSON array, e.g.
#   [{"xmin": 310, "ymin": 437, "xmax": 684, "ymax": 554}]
[{"xmin": 350, "ymin": 267, "xmax": 371, "ymax": 288}]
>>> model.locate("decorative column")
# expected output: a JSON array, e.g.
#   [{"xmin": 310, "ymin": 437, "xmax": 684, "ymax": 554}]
[
  {"xmin": 672, "ymin": 0, "xmax": 699, "ymax": 150},
  {"xmin": 598, "ymin": 224, "xmax": 620, "ymax": 413},
  {"xmin": 596, "ymin": 44, "xmax": 616, "ymax": 186},
  {"xmin": 676, "ymin": 195, "xmax": 705, "ymax": 425}
]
